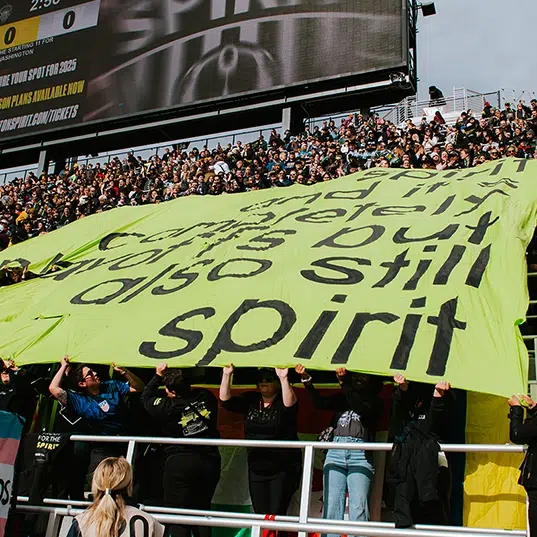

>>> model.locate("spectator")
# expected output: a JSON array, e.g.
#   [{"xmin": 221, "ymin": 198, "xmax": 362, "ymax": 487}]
[
  {"xmin": 388, "ymin": 375, "xmax": 453, "ymax": 528},
  {"xmin": 49, "ymin": 356, "xmax": 145, "ymax": 485},
  {"xmin": 295, "ymin": 365, "xmax": 383, "ymax": 534},
  {"xmin": 141, "ymin": 363, "xmax": 220, "ymax": 537},
  {"xmin": 0, "ymin": 359, "xmax": 38, "ymax": 434},
  {"xmin": 66, "ymin": 457, "xmax": 165, "ymax": 537},
  {"xmin": 219, "ymin": 366, "xmax": 301, "ymax": 518},
  {"xmin": 508, "ymin": 393, "xmax": 537, "ymax": 537},
  {"xmin": 428, "ymin": 86, "xmax": 446, "ymax": 106}
]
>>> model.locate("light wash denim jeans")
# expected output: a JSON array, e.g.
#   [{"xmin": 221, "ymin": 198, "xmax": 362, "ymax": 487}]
[{"xmin": 322, "ymin": 436, "xmax": 374, "ymax": 537}]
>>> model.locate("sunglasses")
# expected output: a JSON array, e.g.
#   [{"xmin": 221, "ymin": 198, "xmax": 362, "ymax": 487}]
[
  {"xmin": 83, "ymin": 369, "xmax": 97, "ymax": 380},
  {"xmin": 258, "ymin": 375, "xmax": 277, "ymax": 384}
]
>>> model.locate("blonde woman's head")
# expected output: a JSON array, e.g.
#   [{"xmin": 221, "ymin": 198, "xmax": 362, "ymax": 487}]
[
  {"xmin": 92, "ymin": 457, "xmax": 133, "ymax": 499},
  {"xmin": 82, "ymin": 457, "xmax": 133, "ymax": 537}
]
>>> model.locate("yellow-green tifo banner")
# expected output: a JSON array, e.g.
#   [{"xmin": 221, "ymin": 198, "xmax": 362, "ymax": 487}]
[{"xmin": 0, "ymin": 159, "xmax": 536, "ymax": 397}]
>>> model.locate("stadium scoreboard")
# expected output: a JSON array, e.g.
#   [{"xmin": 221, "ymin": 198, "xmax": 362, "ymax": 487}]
[{"xmin": 0, "ymin": 0, "xmax": 409, "ymax": 142}]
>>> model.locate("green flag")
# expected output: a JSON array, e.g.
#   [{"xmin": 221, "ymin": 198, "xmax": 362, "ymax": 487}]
[{"xmin": 0, "ymin": 159, "xmax": 535, "ymax": 397}]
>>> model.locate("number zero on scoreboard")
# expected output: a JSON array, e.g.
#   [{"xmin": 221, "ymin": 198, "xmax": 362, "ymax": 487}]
[{"xmin": 0, "ymin": 0, "xmax": 101, "ymax": 52}]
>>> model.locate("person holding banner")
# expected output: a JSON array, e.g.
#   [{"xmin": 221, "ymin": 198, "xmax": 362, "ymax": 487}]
[
  {"xmin": 48, "ymin": 356, "xmax": 145, "ymax": 478},
  {"xmin": 66, "ymin": 457, "xmax": 165, "ymax": 537},
  {"xmin": 219, "ymin": 366, "xmax": 301, "ymax": 518},
  {"xmin": 141, "ymin": 363, "xmax": 221, "ymax": 537},
  {"xmin": 0, "ymin": 358, "xmax": 38, "ymax": 434},
  {"xmin": 388, "ymin": 375, "xmax": 453, "ymax": 528},
  {"xmin": 295, "ymin": 364, "xmax": 383, "ymax": 535},
  {"xmin": 508, "ymin": 393, "xmax": 537, "ymax": 536}
]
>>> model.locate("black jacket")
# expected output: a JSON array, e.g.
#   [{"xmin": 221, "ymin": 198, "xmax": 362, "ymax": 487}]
[
  {"xmin": 0, "ymin": 369, "xmax": 38, "ymax": 434},
  {"xmin": 388, "ymin": 386, "xmax": 452, "ymax": 528},
  {"xmin": 389, "ymin": 385, "xmax": 452, "ymax": 442},
  {"xmin": 141, "ymin": 374, "xmax": 219, "ymax": 456},
  {"xmin": 509, "ymin": 406, "xmax": 537, "ymax": 489}
]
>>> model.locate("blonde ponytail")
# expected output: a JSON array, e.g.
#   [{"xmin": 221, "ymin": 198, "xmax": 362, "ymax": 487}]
[{"xmin": 81, "ymin": 457, "xmax": 133, "ymax": 537}]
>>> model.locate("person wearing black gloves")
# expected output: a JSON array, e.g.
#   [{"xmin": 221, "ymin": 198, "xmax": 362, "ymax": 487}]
[
  {"xmin": 219, "ymin": 365, "xmax": 301, "ymax": 517},
  {"xmin": 141, "ymin": 363, "xmax": 221, "ymax": 537},
  {"xmin": 388, "ymin": 375, "xmax": 453, "ymax": 528},
  {"xmin": 0, "ymin": 359, "xmax": 38, "ymax": 434},
  {"xmin": 295, "ymin": 364, "xmax": 383, "ymax": 533},
  {"xmin": 509, "ymin": 393, "xmax": 537, "ymax": 536}
]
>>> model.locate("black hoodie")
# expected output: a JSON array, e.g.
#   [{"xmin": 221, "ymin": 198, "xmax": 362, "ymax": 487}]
[{"xmin": 141, "ymin": 374, "xmax": 219, "ymax": 456}]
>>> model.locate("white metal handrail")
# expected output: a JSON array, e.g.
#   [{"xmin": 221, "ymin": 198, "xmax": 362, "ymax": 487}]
[
  {"xmin": 381, "ymin": 89, "xmax": 500, "ymax": 126},
  {"xmin": 17, "ymin": 500, "xmax": 524, "ymax": 536},
  {"xmin": 16, "ymin": 436, "xmax": 529, "ymax": 537},
  {"xmin": 15, "ymin": 505, "xmax": 525, "ymax": 537},
  {"xmin": 67, "ymin": 435, "xmax": 526, "ymax": 452}
]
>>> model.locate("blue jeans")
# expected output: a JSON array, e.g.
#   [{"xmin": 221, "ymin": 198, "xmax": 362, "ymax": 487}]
[{"xmin": 322, "ymin": 437, "xmax": 374, "ymax": 537}]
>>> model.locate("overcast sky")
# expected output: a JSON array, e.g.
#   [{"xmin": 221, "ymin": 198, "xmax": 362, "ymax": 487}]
[{"xmin": 417, "ymin": 0, "xmax": 537, "ymax": 102}]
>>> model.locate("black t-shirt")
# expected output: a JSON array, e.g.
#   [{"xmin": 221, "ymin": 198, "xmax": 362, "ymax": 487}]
[
  {"xmin": 221, "ymin": 391, "xmax": 301, "ymax": 474},
  {"xmin": 141, "ymin": 375, "xmax": 219, "ymax": 456},
  {"xmin": 0, "ymin": 371, "xmax": 37, "ymax": 432}
]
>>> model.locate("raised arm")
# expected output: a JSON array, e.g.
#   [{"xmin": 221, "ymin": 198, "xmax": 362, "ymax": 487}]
[
  {"xmin": 275, "ymin": 368, "xmax": 297, "ymax": 408},
  {"xmin": 113, "ymin": 364, "xmax": 145, "ymax": 392},
  {"xmin": 428, "ymin": 381, "xmax": 453, "ymax": 437},
  {"xmin": 141, "ymin": 363, "xmax": 167, "ymax": 408},
  {"xmin": 49, "ymin": 355, "xmax": 70, "ymax": 405},
  {"xmin": 295, "ymin": 364, "xmax": 344, "ymax": 411},
  {"xmin": 219, "ymin": 364, "xmax": 235, "ymax": 402},
  {"xmin": 142, "ymin": 363, "xmax": 173, "ymax": 418},
  {"xmin": 509, "ymin": 395, "xmax": 537, "ymax": 445}
]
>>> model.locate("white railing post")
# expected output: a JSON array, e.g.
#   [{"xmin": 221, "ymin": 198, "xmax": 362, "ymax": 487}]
[
  {"xmin": 298, "ymin": 445, "xmax": 315, "ymax": 537},
  {"xmin": 126, "ymin": 440, "xmax": 136, "ymax": 465},
  {"xmin": 45, "ymin": 509, "xmax": 63, "ymax": 537},
  {"xmin": 251, "ymin": 525, "xmax": 262, "ymax": 537}
]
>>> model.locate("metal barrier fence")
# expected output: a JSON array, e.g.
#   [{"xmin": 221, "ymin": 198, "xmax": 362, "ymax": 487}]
[
  {"xmin": 382, "ymin": 89, "xmax": 501, "ymax": 126},
  {"xmin": 500, "ymin": 89, "xmax": 537, "ymax": 108},
  {"xmin": 16, "ymin": 435, "xmax": 528, "ymax": 537},
  {"xmin": 0, "ymin": 124, "xmax": 282, "ymax": 185}
]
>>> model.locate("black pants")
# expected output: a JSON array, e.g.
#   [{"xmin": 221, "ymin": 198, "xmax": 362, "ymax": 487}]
[
  {"xmin": 163, "ymin": 450, "xmax": 221, "ymax": 537},
  {"xmin": 248, "ymin": 466, "xmax": 301, "ymax": 515},
  {"xmin": 68, "ymin": 442, "xmax": 127, "ymax": 500},
  {"xmin": 394, "ymin": 466, "xmax": 451, "ymax": 528},
  {"xmin": 527, "ymin": 488, "xmax": 537, "ymax": 537}
]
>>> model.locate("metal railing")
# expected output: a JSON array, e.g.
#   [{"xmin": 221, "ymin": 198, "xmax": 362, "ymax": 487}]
[
  {"xmin": 0, "ymin": 124, "xmax": 282, "ymax": 185},
  {"xmin": 500, "ymin": 89, "xmax": 537, "ymax": 108},
  {"xmin": 16, "ymin": 435, "xmax": 528, "ymax": 537},
  {"xmin": 382, "ymin": 88, "xmax": 501, "ymax": 126}
]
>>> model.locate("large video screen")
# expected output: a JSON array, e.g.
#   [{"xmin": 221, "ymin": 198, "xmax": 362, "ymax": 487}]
[{"xmin": 0, "ymin": 0, "xmax": 406, "ymax": 140}]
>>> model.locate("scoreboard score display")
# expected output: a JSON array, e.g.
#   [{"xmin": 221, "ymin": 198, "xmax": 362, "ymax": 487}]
[{"xmin": 0, "ymin": 0, "xmax": 407, "ymax": 141}]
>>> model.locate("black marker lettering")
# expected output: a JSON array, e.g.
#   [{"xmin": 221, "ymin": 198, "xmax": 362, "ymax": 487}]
[
  {"xmin": 390, "ymin": 297, "xmax": 426, "ymax": 370},
  {"xmin": 301, "ymin": 257, "xmax": 371, "ymax": 285},
  {"xmin": 426, "ymin": 297, "xmax": 467, "ymax": 376},
  {"xmin": 331, "ymin": 312, "xmax": 399, "ymax": 364},
  {"xmin": 139, "ymin": 307, "xmax": 215, "ymax": 359},
  {"xmin": 198, "ymin": 299, "xmax": 296, "ymax": 366}
]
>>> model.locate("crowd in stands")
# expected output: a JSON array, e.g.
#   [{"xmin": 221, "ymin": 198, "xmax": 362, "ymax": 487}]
[
  {"xmin": 1, "ymin": 99, "xmax": 537, "ymax": 253},
  {"xmin": 2, "ymin": 97, "xmax": 537, "ymax": 535}
]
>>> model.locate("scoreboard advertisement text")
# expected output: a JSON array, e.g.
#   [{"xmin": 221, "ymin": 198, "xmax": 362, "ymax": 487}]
[{"xmin": 0, "ymin": 0, "xmax": 407, "ymax": 140}]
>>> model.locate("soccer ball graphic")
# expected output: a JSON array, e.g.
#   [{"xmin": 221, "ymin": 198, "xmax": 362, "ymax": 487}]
[{"xmin": 0, "ymin": 4, "xmax": 12, "ymax": 23}]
